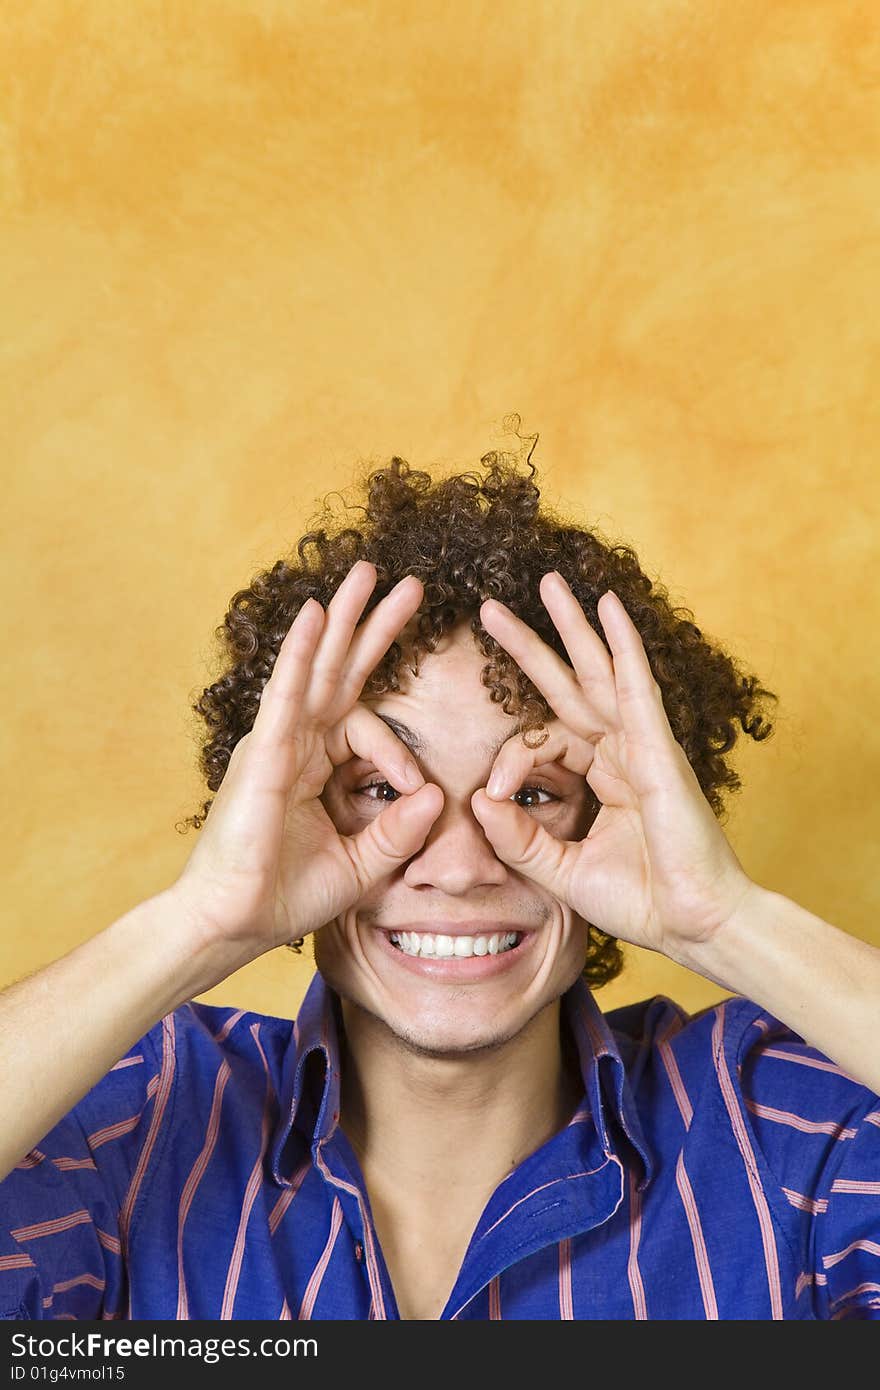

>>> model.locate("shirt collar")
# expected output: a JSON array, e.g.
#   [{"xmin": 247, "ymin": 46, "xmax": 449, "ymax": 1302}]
[
  {"xmin": 563, "ymin": 975, "xmax": 654, "ymax": 1190},
  {"xmin": 268, "ymin": 971, "xmax": 654, "ymax": 1191}
]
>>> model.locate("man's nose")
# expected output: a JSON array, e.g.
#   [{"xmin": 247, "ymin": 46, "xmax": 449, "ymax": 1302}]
[{"xmin": 402, "ymin": 795, "xmax": 508, "ymax": 893}]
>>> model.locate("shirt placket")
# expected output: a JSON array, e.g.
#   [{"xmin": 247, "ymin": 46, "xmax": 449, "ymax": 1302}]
[
  {"xmin": 315, "ymin": 1129, "xmax": 401, "ymax": 1319},
  {"xmin": 441, "ymin": 1131, "xmax": 627, "ymax": 1319}
]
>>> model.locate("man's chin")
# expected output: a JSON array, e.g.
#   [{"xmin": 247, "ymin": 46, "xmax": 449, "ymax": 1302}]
[
  {"xmin": 371, "ymin": 1017, "xmax": 523, "ymax": 1060},
  {"xmin": 313, "ymin": 929, "xmax": 588, "ymax": 1065},
  {"xmin": 316, "ymin": 968, "xmax": 521, "ymax": 1058}
]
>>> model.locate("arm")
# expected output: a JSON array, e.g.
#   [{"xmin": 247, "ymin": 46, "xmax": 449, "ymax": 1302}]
[
  {"xmin": 0, "ymin": 890, "xmax": 251, "ymax": 1183},
  {"xmin": 472, "ymin": 573, "xmax": 880, "ymax": 1096},
  {"xmin": 1, "ymin": 561, "xmax": 437, "ymax": 1187},
  {"xmin": 676, "ymin": 883, "xmax": 880, "ymax": 1095}
]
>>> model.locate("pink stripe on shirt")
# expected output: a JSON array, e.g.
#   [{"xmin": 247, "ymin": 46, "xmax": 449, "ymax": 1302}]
[
  {"xmin": 712, "ymin": 1006, "xmax": 784, "ymax": 1319},
  {"xmin": 482, "ymin": 1163, "xmax": 614, "ymax": 1240},
  {"xmin": 12, "ymin": 1209, "xmax": 92, "ymax": 1242},
  {"xmin": 269, "ymin": 1157, "xmax": 311, "ymax": 1237},
  {"xmin": 0, "ymin": 1253, "xmax": 35, "ymax": 1271},
  {"xmin": 758, "ymin": 1047, "xmax": 860, "ymax": 1083},
  {"xmin": 314, "ymin": 1145, "xmax": 387, "ymax": 1319},
  {"xmin": 782, "ymin": 1188, "xmax": 828, "ymax": 1214},
  {"xmin": 52, "ymin": 1272, "xmax": 105, "ymax": 1295},
  {"xmin": 176, "ymin": 1059, "xmax": 232, "ymax": 1319},
  {"xmin": 14, "ymin": 1150, "xmax": 46, "ymax": 1170},
  {"xmin": 822, "ymin": 1239, "xmax": 880, "ymax": 1270},
  {"xmin": 744, "ymin": 1099, "xmax": 857, "ymax": 1140},
  {"xmin": 220, "ymin": 1024, "xmax": 275, "ymax": 1319},
  {"xmin": 830, "ymin": 1282, "xmax": 880, "ymax": 1316},
  {"xmin": 88, "ymin": 1114, "xmax": 144, "ymax": 1149},
  {"xmin": 488, "ymin": 1277, "xmax": 501, "ymax": 1319},
  {"xmin": 119, "ymin": 1015, "xmax": 177, "ymax": 1319},
  {"xmin": 795, "ymin": 1271, "xmax": 828, "ymax": 1299},
  {"xmin": 627, "ymin": 1164, "xmax": 647, "ymax": 1318},
  {"xmin": 298, "ymin": 1196, "xmax": 344, "ymax": 1319},
  {"xmin": 658, "ymin": 1022, "xmax": 694, "ymax": 1130},
  {"xmin": 213, "ymin": 1011, "xmax": 245, "ymax": 1043},
  {"xmin": 558, "ymin": 1238, "xmax": 573, "ymax": 1319},
  {"xmin": 675, "ymin": 1152, "xmax": 718, "ymax": 1318}
]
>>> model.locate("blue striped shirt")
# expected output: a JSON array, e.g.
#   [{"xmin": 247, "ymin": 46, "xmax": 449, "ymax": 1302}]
[{"xmin": 2, "ymin": 971, "xmax": 879, "ymax": 1320}]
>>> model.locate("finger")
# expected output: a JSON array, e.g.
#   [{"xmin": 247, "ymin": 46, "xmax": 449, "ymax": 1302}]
[
  {"xmin": 343, "ymin": 782, "xmax": 444, "ymax": 894},
  {"xmin": 471, "ymin": 788, "xmax": 579, "ymax": 902},
  {"xmin": 597, "ymin": 590, "xmax": 677, "ymax": 750},
  {"xmin": 330, "ymin": 573, "xmax": 424, "ymax": 713},
  {"xmin": 304, "ymin": 560, "xmax": 382, "ymax": 713},
  {"xmin": 479, "ymin": 598, "xmax": 609, "ymax": 739},
  {"xmin": 250, "ymin": 597, "xmax": 326, "ymax": 749},
  {"xmin": 537, "ymin": 572, "xmax": 619, "ymax": 728},
  {"xmin": 484, "ymin": 722, "xmax": 595, "ymax": 801},
  {"xmin": 325, "ymin": 703, "xmax": 425, "ymax": 793}
]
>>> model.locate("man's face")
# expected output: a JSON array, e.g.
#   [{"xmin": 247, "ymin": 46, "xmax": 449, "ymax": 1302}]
[{"xmin": 315, "ymin": 620, "xmax": 595, "ymax": 1057}]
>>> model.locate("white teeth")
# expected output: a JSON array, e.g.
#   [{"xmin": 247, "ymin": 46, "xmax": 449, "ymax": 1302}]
[{"xmin": 388, "ymin": 931, "xmax": 521, "ymax": 959}]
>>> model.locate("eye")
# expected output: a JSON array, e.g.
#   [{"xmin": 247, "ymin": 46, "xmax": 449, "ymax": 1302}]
[
  {"xmin": 356, "ymin": 779, "xmax": 401, "ymax": 804},
  {"xmin": 511, "ymin": 784, "xmax": 557, "ymax": 810}
]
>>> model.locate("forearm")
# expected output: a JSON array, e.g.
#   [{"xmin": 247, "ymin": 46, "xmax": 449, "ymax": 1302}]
[
  {"xmin": 677, "ymin": 883, "xmax": 880, "ymax": 1096},
  {"xmin": 0, "ymin": 890, "xmax": 252, "ymax": 1182}
]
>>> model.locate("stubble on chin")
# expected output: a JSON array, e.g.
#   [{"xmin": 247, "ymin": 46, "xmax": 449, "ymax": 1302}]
[{"xmin": 314, "ymin": 946, "xmax": 568, "ymax": 1068}]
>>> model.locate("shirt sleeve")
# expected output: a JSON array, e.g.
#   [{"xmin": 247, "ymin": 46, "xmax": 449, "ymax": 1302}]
[
  {"xmin": 0, "ymin": 1017, "xmax": 172, "ymax": 1320},
  {"xmin": 811, "ymin": 1101, "xmax": 880, "ymax": 1320},
  {"xmin": 734, "ymin": 1002, "xmax": 880, "ymax": 1321}
]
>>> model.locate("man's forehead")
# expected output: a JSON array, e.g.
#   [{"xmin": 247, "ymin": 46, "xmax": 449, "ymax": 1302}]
[
  {"xmin": 372, "ymin": 711, "xmax": 529, "ymax": 763},
  {"xmin": 362, "ymin": 618, "xmax": 536, "ymax": 758},
  {"xmin": 365, "ymin": 620, "xmax": 488, "ymax": 697}
]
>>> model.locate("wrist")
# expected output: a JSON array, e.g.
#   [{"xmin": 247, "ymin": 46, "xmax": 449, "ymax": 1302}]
[
  {"xmin": 666, "ymin": 879, "xmax": 772, "ymax": 991},
  {"xmin": 668, "ymin": 881, "xmax": 880, "ymax": 1092},
  {"xmin": 132, "ymin": 888, "xmax": 259, "ymax": 1008}
]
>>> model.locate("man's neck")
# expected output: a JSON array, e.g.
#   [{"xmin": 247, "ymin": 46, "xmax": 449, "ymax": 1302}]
[{"xmin": 336, "ymin": 997, "xmax": 583, "ymax": 1212}]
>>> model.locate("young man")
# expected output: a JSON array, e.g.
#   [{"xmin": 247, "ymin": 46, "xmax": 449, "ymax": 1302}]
[{"xmin": 1, "ymin": 453, "xmax": 878, "ymax": 1321}]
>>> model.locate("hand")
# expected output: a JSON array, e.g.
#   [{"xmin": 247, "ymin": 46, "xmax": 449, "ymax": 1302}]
[
  {"xmin": 170, "ymin": 560, "xmax": 442, "ymax": 960},
  {"xmin": 471, "ymin": 571, "xmax": 756, "ymax": 962}
]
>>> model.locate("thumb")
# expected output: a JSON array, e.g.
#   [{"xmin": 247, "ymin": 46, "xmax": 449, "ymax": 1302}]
[
  {"xmin": 471, "ymin": 788, "xmax": 576, "ymax": 902},
  {"xmin": 344, "ymin": 783, "xmax": 444, "ymax": 891}
]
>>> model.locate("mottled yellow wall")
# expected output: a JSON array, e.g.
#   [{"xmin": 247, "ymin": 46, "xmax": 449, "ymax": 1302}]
[{"xmin": 3, "ymin": 1, "xmax": 878, "ymax": 1022}]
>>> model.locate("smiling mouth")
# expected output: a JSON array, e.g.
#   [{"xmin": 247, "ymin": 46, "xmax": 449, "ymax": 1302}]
[{"xmin": 388, "ymin": 931, "xmax": 522, "ymax": 959}]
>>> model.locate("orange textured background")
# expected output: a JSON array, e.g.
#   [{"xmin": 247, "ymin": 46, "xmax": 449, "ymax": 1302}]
[{"xmin": 2, "ymin": 1, "xmax": 879, "ymax": 1021}]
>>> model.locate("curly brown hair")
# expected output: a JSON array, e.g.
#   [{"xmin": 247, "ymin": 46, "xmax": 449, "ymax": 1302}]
[{"xmin": 178, "ymin": 427, "xmax": 778, "ymax": 989}]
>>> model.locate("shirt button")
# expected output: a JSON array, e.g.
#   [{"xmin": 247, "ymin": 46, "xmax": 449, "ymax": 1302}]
[{"xmin": 354, "ymin": 1242, "xmax": 364, "ymax": 1262}]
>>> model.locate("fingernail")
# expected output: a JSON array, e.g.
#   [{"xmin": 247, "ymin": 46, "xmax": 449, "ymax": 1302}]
[
  {"xmin": 402, "ymin": 763, "xmax": 423, "ymax": 789},
  {"xmin": 486, "ymin": 769, "xmax": 505, "ymax": 798}
]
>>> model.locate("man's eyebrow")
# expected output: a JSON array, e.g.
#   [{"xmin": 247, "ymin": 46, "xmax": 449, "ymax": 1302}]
[
  {"xmin": 375, "ymin": 714, "xmax": 425, "ymax": 756},
  {"xmin": 374, "ymin": 713, "xmax": 528, "ymax": 762}
]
